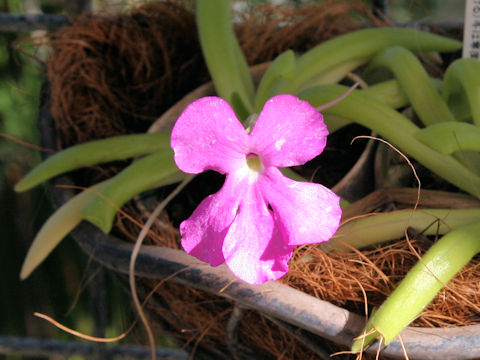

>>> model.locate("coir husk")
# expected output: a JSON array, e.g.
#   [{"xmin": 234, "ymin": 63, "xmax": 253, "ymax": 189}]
[{"xmin": 45, "ymin": 1, "xmax": 480, "ymax": 359}]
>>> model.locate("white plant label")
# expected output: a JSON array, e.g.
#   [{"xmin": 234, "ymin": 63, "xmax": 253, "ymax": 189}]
[{"xmin": 463, "ymin": 0, "xmax": 480, "ymax": 59}]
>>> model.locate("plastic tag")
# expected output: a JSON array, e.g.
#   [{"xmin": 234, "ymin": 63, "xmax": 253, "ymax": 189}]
[{"xmin": 463, "ymin": 0, "xmax": 480, "ymax": 59}]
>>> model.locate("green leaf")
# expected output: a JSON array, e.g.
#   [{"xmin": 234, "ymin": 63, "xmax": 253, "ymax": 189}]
[
  {"xmin": 299, "ymin": 84, "xmax": 480, "ymax": 197},
  {"xmin": 277, "ymin": 28, "xmax": 461, "ymax": 94},
  {"xmin": 297, "ymin": 57, "xmax": 368, "ymax": 90},
  {"xmin": 81, "ymin": 149, "xmax": 179, "ymax": 233},
  {"xmin": 367, "ymin": 46, "xmax": 457, "ymax": 126},
  {"xmin": 15, "ymin": 132, "xmax": 171, "ymax": 192},
  {"xmin": 254, "ymin": 50, "xmax": 296, "ymax": 112},
  {"xmin": 230, "ymin": 92, "xmax": 252, "ymax": 122},
  {"xmin": 323, "ymin": 80, "xmax": 410, "ymax": 133},
  {"xmin": 443, "ymin": 58, "xmax": 480, "ymax": 126},
  {"xmin": 20, "ymin": 181, "xmax": 107, "ymax": 280},
  {"xmin": 196, "ymin": 0, "xmax": 255, "ymax": 115},
  {"xmin": 367, "ymin": 48, "xmax": 480, "ymax": 174},
  {"xmin": 324, "ymin": 208, "xmax": 480, "ymax": 252},
  {"xmin": 415, "ymin": 122, "xmax": 480, "ymax": 155},
  {"xmin": 352, "ymin": 219, "xmax": 480, "ymax": 350}
]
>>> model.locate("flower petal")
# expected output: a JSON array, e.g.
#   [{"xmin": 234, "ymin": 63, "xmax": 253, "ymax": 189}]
[
  {"xmin": 180, "ymin": 174, "xmax": 247, "ymax": 266},
  {"xmin": 171, "ymin": 97, "xmax": 249, "ymax": 174},
  {"xmin": 249, "ymin": 95, "xmax": 328, "ymax": 167},
  {"xmin": 259, "ymin": 168, "xmax": 342, "ymax": 246},
  {"xmin": 222, "ymin": 184, "xmax": 294, "ymax": 284}
]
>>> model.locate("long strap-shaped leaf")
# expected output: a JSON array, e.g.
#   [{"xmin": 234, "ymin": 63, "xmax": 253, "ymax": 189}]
[
  {"xmin": 254, "ymin": 50, "xmax": 296, "ymax": 113},
  {"xmin": 81, "ymin": 149, "xmax": 180, "ymax": 233},
  {"xmin": 299, "ymin": 84, "xmax": 480, "ymax": 197},
  {"xmin": 443, "ymin": 58, "xmax": 480, "ymax": 125},
  {"xmin": 20, "ymin": 181, "xmax": 107, "ymax": 280},
  {"xmin": 196, "ymin": 0, "xmax": 255, "ymax": 117},
  {"xmin": 325, "ymin": 208, "xmax": 480, "ymax": 251},
  {"xmin": 415, "ymin": 122, "xmax": 480, "ymax": 154},
  {"xmin": 324, "ymin": 79, "xmax": 410, "ymax": 133},
  {"xmin": 367, "ymin": 46, "xmax": 480, "ymax": 174},
  {"xmin": 351, "ymin": 219, "xmax": 480, "ymax": 351},
  {"xmin": 21, "ymin": 150, "xmax": 182, "ymax": 279},
  {"xmin": 367, "ymin": 46, "xmax": 457, "ymax": 126},
  {"xmin": 276, "ymin": 28, "xmax": 461, "ymax": 95},
  {"xmin": 15, "ymin": 132, "xmax": 171, "ymax": 192}
]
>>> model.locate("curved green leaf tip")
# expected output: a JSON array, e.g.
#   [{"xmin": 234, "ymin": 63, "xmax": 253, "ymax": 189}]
[
  {"xmin": 20, "ymin": 182, "xmax": 107, "ymax": 280},
  {"xmin": 15, "ymin": 132, "xmax": 171, "ymax": 192},
  {"xmin": 443, "ymin": 58, "xmax": 480, "ymax": 125}
]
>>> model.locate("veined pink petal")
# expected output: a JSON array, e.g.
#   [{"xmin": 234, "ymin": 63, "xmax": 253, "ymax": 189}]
[
  {"xmin": 222, "ymin": 184, "xmax": 294, "ymax": 284},
  {"xmin": 259, "ymin": 168, "xmax": 342, "ymax": 246},
  {"xmin": 171, "ymin": 97, "xmax": 249, "ymax": 174},
  {"xmin": 180, "ymin": 174, "xmax": 248, "ymax": 266},
  {"xmin": 249, "ymin": 95, "xmax": 328, "ymax": 167}
]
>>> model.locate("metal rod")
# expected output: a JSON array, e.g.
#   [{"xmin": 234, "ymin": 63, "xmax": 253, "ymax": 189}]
[
  {"xmin": 0, "ymin": 336, "xmax": 189, "ymax": 359},
  {"xmin": 0, "ymin": 13, "xmax": 68, "ymax": 32}
]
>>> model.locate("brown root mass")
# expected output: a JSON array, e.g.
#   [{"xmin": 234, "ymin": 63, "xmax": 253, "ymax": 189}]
[
  {"xmin": 45, "ymin": 1, "xmax": 479, "ymax": 359},
  {"xmin": 48, "ymin": 1, "xmax": 206, "ymax": 147},
  {"xmin": 48, "ymin": 0, "xmax": 383, "ymax": 149}
]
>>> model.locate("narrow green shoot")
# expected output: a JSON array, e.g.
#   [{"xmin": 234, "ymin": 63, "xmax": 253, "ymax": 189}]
[
  {"xmin": 351, "ymin": 219, "xmax": 480, "ymax": 351},
  {"xmin": 20, "ymin": 181, "xmax": 107, "ymax": 280},
  {"xmin": 15, "ymin": 132, "xmax": 171, "ymax": 192},
  {"xmin": 81, "ymin": 149, "xmax": 179, "ymax": 233},
  {"xmin": 196, "ymin": 0, "xmax": 255, "ymax": 116}
]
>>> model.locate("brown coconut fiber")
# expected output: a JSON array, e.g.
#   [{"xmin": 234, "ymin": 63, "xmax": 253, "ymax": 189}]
[{"xmin": 44, "ymin": 1, "xmax": 480, "ymax": 359}]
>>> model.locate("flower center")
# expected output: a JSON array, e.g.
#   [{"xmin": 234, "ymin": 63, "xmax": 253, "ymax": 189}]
[{"xmin": 246, "ymin": 153, "xmax": 263, "ymax": 173}]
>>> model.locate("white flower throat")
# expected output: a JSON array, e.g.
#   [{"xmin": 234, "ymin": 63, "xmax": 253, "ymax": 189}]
[{"xmin": 246, "ymin": 153, "xmax": 264, "ymax": 182}]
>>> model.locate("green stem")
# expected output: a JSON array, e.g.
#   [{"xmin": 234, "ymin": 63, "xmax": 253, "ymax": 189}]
[{"xmin": 351, "ymin": 219, "xmax": 480, "ymax": 350}]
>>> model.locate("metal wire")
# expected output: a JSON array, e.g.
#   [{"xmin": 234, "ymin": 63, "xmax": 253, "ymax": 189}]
[
  {"xmin": 0, "ymin": 336, "xmax": 189, "ymax": 359},
  {"xmin": 0, "ymin": 13, "xmax": 68, "ymax": 32}
]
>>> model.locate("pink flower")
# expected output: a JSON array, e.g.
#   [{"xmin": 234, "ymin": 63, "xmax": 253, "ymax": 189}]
[{"xmin": 171, "ymin": 95, "xmax": 342, "ymax": 284}]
